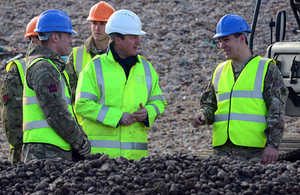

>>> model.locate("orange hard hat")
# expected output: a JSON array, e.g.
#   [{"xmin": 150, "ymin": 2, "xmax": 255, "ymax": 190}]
[
  {"xmin": 24, "ymin": 16, "xmax": 39, "ymax": 38},
  {"xmin": 87, "ymin": 1, "xmax": 115, "ymax": 22}
]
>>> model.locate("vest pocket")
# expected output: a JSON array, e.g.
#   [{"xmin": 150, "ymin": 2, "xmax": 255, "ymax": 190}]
[
  {"xmin": 85, "ymin": 121, "xmax": 117, "ymax": 136},
  {"xmin": 135, "ymin": 75, "xmax": 146, "ymax": 85}
]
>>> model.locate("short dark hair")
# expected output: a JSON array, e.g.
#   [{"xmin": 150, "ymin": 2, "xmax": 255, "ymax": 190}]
[
  {"xmin": 109, "ymin": 33, "xmax": 125, "ymax": 46},
  {"xmin": 233, "ymin": 32, "xmax": 248, "ymax": 45},
  {"xmin": 29, "ymin": 35, "xmax": 39, "ymax": 42},
  {"xmin": 40, "ymin": 32, "xmax": 63, "ymax": 46}
]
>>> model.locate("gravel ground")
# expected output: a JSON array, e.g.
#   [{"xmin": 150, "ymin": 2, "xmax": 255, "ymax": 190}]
[
  {"xmin": 0, "ymin": 0, "xmax": 299, "ymax": 160},
  {"xmin": 1, "ymin": 153, "xmax": 300, "ymax": 195}
]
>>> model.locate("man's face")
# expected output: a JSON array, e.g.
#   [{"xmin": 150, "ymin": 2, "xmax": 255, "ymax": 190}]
[
  {"xmin": 117, "ymin": 35, "xmax": 141, "ymax": 59},
  {"xmin": 218, "ymin": 34, "xmax": 242, "ymax": 61},
  {"xmin": 90, "ymin": 21, "xmax": 109, "ymax": 42},
  {"xmin": 57, "ymin": 33, "xmax": 73, "ymax": 56}
]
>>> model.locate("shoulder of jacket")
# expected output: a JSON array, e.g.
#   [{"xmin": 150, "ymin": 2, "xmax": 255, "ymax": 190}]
[
  {"xmin": 138, "ymin": 55, "xmax": 149, "ymax": 62},
  {"xmin": 216, "ymin": 60, "xmax": 230, "ymax": 69},
  {"xmin": 6, "ymin": 60, "xmax": 17, "ymax": 69},
  {"xmin": 28, "ymin": 59, "xmax": 56, "ymax": 75},
  {"xmin": 31, "ymin": 58, "xmax": 52, "ymax": 66}
]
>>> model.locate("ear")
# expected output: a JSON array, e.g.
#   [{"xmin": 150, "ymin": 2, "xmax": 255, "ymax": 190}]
[
  {"xmin": 114, "ymin": 36, "xmax": 122, "ymax": 45},
  {"xmin": 32, "ymin": 37, "xmax": 38, "ymax": 44},
  {"xmin": 51, "ymin": 33, "xmax": 59, "ymax": 43},
  {"xmin": 240, "ymin": 34, "xmax": 246, "ymax": 44}
]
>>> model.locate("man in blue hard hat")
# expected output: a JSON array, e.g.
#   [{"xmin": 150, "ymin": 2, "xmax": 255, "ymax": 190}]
[
  {"xmin": 192, "ymin": 14, "xmax": 288, "ymax": 164},
  {"xmin": 22, "ymin": 9, "xmax": 91, "ymax": 162}
]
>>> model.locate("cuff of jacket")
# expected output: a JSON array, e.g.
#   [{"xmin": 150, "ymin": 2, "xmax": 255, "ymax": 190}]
[{"xmin": 265, "ymin": 142, "xmax": 279, "ymax": 150}]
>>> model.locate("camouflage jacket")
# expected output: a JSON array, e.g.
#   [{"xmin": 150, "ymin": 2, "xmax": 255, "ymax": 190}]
[
  {"xmin": 66, "ymin": 36, "xmax": 107, "ymax": 99},
  {"xmin": 25, "ymin": 42, "xmax": 87, "ymax": 150},
  {"xmin": 0, "ymin": 62, "xmax": 23, "ymax": 148},
  {"xmin": 198, "ymin": 54, "xmax": 288, "ymax": 150}
]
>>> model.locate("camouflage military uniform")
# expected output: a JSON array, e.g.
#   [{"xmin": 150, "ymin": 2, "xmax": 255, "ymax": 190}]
[
  {"xmin": 66, "ymin": 36, "xmax": 107, "ymax": 99},
  {"xmin": 22, "ymin": 42, "xmax": 88, "ymax": 162},
  {"xmin": 198, "ymin": 53, "xmax": 288, "ymax": 160},
  {"xmin": 0, "ymin": 63, "xmax": 23, "ymax": 164}
]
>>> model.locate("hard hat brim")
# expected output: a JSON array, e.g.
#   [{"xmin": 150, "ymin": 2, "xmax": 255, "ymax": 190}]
[
  {"xmin": 212, "ymin": 30, "xmax": 251, "ymax": 39},
  {"xmin": 35, "ymin": 29, "xmax": 77, "ymax": 34},
  {"xmin": 106, "ymin": 29, "xmax": 146, "ymax": 36}
]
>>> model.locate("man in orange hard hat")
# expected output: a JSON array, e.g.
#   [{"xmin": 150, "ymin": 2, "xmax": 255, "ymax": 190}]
[
  {"xmin": 66, "ymin": 1, "xmax": 115, "ymax": 103},
  {"xmin": 0, "ymin": 16, "xmax": 41, "ymax": 164}
]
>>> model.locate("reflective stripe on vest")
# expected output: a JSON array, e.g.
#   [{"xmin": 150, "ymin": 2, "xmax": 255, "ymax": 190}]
[
  {"xmin": 23, "ymin": 58, "xmax": 73, "ymax": 150},
  {"xmin": 23, "ymin": 120, "xmax": 50, "ymax": 130},
  {"xmin": 74, "ymin": 45, "xmax": 92, "ymax": 77},
  {"xmin": 142, "ymin": 58, "xmax": 153, "ymax": 102},
  {"xmin": 149, "ymin": 104, "xmax": 160, "ymax": 115},
  {"xmin": 149, "ymin": 94, "xmax": 165, "ymax": 102},
  {"xmin": 75, "ymin": 45, "xmax": 84, "ymax": 77},
  {"xmin": 76, "ymin": 91, "xmax": 97, "ymax": 101},
  {"xmin": 214, "ymin": 113, "xmax": 267, "ymax": 123},
  {"xmin": 23, "ymin": 84, "xmax": 72, "ymax": 106},
  {"xmin": 212, "ymin": 57, "xmax": 270, "ymax": 147},
  {"xmin": 89, "ymin": 140, "xmax": 148, "ymax": 150}
]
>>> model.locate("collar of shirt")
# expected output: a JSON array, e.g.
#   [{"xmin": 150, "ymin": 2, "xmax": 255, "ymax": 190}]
[
  {"xmin": 85, "ymin": 36, "xmax": 106, "ymax": 56},
  {"xmin": 110, "ymin": 44, "xmax": 138, "ymax": 66},
  {"xmin": 231, "ymin": 52, "xmax": 257, "ymax": 73}
]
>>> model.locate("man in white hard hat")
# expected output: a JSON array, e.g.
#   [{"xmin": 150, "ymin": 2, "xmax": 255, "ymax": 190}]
[{"xmin": 75, "ymin": 9, "xmax": 167, "ymax": 160}]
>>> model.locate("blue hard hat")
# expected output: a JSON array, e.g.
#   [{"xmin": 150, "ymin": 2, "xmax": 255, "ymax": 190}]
[
  {"xmin": 212, "ymin": 14, "xmax": 251, "ymax": 39},
  {"xmin": 34, "ymin": 9, "xmax": 77, "ymax": 34}
]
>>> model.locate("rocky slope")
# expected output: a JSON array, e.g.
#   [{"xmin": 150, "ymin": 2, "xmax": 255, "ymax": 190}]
[{"xmin": 0, "ymin": 0, "xmax": 299, "ymax": 159}]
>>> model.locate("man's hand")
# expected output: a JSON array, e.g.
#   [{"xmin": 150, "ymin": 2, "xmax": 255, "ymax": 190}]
[
  {"xmin": 78, "ymin": 138, "xmax": 91, "ymax": 158},
  {"xmin": 120, "ymin": 112, "xmax": 137, "ymax": 126},
  {"xmin": 261, "ymin": 146, "xmax": 278, "ymax": 164},
  {"xmin": 133, "ymin": 103, "xmax": 148, "ymax": 122},
  {"xmin": 192, "ymin": 114, "xmax": 205, "ymax": 128}
]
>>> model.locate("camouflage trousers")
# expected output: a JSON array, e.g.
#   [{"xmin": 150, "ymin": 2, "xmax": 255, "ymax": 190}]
[
  {"xmin": 9, "ymin": 145, "xmax": 22, "ymax": 164},
  {"xmin": 213, "ymin": 141, "xmax": 264, "ymax": 162},
  {"xmin": 22, "ymin": 143, "xmax": 72, "ymax": 162}
]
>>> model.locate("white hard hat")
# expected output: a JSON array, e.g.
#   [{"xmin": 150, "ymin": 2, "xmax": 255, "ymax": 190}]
[{"xmin": 105, "ymin": 9, "xmax": 146, "ymax": 35}]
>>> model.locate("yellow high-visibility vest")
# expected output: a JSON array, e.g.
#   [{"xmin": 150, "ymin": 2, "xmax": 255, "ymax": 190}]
[
  {"xmin": 73, "ymin": 45, "xmax": 93, "ymax": 77},
  {"xmin": 6, "ymin": 58, "xmax": 26, "ymax": 82},
  {"xmin": 72, "ymin": 45, "xmax": 94, "ymax": 126},
  {"xmin": 75, "ymin": 49, "xmax": 167, "ymax": 160},
  {"xmin": 23, "ymin": 58, "xmax": 75, "ymax": 151},
  {"xmin": 212, "ymin": 56, "xmax": 272, "ymax": 148},
  {"xmin": 6, "ymin": 58, "xmax": 26, "ymax": 149}
]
